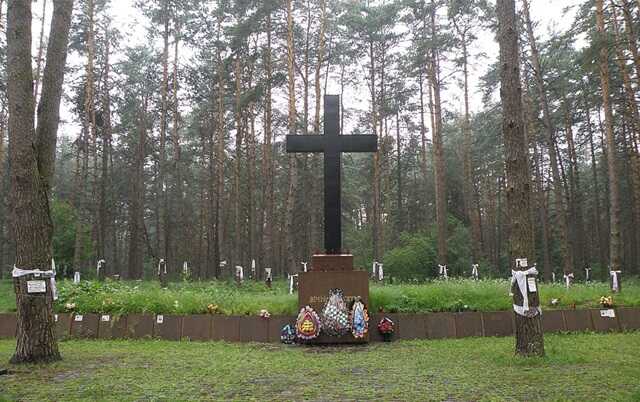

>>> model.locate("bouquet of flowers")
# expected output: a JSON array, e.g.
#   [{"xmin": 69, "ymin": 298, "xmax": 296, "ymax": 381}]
[
  {"xmin": 377, "ymin": 317, "xmax": 394, "ymax": 342},
  {"xmin": 599, "ymin": 296, "xmax": 614, "ymax": 308}
]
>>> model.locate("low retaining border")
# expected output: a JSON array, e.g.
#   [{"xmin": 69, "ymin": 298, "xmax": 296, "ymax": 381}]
[{"xmin": 0, "ymin": 309, "xmax": 638, "ymax": 343}]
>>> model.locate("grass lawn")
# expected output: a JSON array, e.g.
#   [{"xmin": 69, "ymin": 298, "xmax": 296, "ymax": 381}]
[
  {"xmin": 1, "ymin": 278, "xmax": 639, "ymax": 316},
  {"xmin": 0, "ymin": 333, "xmax": 639, "ymax": 401}
]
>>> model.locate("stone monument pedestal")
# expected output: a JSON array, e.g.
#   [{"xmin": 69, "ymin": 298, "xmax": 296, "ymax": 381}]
[{"xmin": 298, "ymin": 254, "xmax": 369, "ymax": 343}]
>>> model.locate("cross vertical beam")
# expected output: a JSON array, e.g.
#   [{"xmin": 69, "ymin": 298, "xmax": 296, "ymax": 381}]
[{"xmin": 286, "ymin": 95, "xmax": 377, "ymax": 254}]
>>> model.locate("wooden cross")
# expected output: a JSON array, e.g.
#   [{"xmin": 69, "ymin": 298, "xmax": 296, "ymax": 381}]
[{"xmin": 286, "ymin": 95, "xmax": 378, "ymax": 254}]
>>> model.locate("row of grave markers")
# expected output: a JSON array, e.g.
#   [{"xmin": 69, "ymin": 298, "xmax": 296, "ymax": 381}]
[{"xmin": 45, "ymin": 258, "xmax": 621, "ymax": 295}]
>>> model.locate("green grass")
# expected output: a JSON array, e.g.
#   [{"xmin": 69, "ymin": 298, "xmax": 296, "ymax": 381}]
[
  {"xmin": 1, "ymin": 278, "xmax": 639, "ymax": 316},
  {"xmin": 0, "ymin": 333, "xmax": 639, "ymax": 401}
]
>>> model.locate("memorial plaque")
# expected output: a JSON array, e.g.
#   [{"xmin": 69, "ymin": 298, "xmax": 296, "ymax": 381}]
[
  {"xmin": 590, "ymin": 309, "xmax": 619, "ymax": 333},
  {"xmin": 27, "ymin": 280, "xmax": 46, "ymax": 294}
]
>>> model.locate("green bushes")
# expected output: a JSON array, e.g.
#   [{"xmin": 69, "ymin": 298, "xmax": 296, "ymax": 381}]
[
  {"xmin": 383, "ymin": 216, "xmax": 481, "ymax": 280},
  {"xmin": 0, "ymin": 278, "xmax": 638, "ymax": 315}
]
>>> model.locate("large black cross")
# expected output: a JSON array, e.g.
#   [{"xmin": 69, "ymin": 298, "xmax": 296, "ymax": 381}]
[{"xmin": 286, "ymin": 95, "xmax": 378, "ymax": 254}]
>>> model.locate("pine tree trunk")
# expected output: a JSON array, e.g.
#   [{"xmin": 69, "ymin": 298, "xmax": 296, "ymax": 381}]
[
  {"xmin": 525, "ymin": 92, "xmax": 552, "ymax": 281},
  {"xmin": 584, "ymin": 99, "xmax": 606, "ymax": 269},
  {"xmin": 621, "ymin": 0, "xmax": 640, "ymax": 88},
  {"xmin": 523, "ymin": 0, "xmax": 573, "ymax": 277},
  {"xmin": 8, "ymin": 0, "xmax": 74, "ymax": 364},
  {"xmin": 429, "ymin": 4, "xmax": 447, "ymax": 266},
  {"xmin": 460, "ymin": 35, "xmax": 482, "ymax": 263},
  {"xmin": 233, "ymin": 56, "xmax": 244, "ymax": 269},
  {"xmin": 285, "ymin": 0, "xmax": 299, "ymax": 272},
  {"xmin": 213, "ymin": 39, "xmax": 225, "ymax": 279},
  {"xmin": 33, "ymin": 0, "xmax": 47, "ymax": 100},
  {"xmin": 596, "ymin": 0, "xmax": 623, "ymax": 275},
  {"xmin": 497, "ymin": 0, "xmax": 544, "ymax": 357},
  {"xmin": 261, "ymin": 10, "xmax": 275, "ymax": 275},
  {"xmin": 158, "ymin": 4, "xmax": 170, "ymax": 277},
  {"xmin": 128, "ymin": 100, "xmax": 147, "ymax": 280}
]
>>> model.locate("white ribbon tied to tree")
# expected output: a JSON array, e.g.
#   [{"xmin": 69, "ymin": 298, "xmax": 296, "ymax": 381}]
[
  {"xmin": 563, "ymin": 272, "xmax": 574, "ymax": 289},
  {"xmin": 438, "ymin": 264, "xmax": 448, "ymax": 279},
  {"xmin": 288, "ymin": 273, "xmax": 298, "ymax": 294},
  {"xmin": 235, "ymin": 266, "xmax": 244, "ymax": 281},
  {"xmin": 585, "ymin": 267, "xmax": 591, "ymax": 282},
  {"xmin": 377, "ymin": 263, "xmax": 384, "ymax": 281},
  {"xmin": 157, "ymin": 259, "xmax": 166, "ymax": 275},
  {"xmin": 471, "ymin": 264, "xmax": 479, "ymax": 280},
  {"xmin": 610, "ymin": 270, "xmax": 621, "ymax": 292},
  {"xmin": 265, "ymin": 268, "xmax": 272, "ymax": 281},
  {"xmin": 12, "ymin": 260, "xmax": 58, "ymax": 301},
  {"xmin": 301, "ymin": 261, "xmax": 308, "ymax": 272},
  {"xmin": 97, "ymin": 259, "xmax": 106, "ymax": 277},
  {"xmin": 510, "ymin": 267, "xmax": 540, "ymax": 317}
]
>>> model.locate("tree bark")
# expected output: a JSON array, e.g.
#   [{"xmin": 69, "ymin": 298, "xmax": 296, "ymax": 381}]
[
  {"xmin": 8, "ymin": 0, "xmax": 74, "ymax": 364},
  {"xmin": 497, "ymin": 0, "xmax": 544, "ymax": 357},
  {"xmin": 285, "ymin": 0, "xmax": 299, "ymax": 272},
  {"xmin": 429, "ymin": 2, "xmax": 447, "ymax": 266},
  {"xmin": 596, "ymin": 0, "xmax": 623, "ymax": 274},
  {"xmin": 33, "ymin": 0, "xmax": 47, "ymax": 101},
  {"xmin": 261, "ymin": 10, "xmax": 275, "ymax": 275}
]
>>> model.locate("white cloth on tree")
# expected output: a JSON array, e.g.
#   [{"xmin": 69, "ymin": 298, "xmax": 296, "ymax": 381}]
[
  {"xmin": 265, "ymin": 268, "xmax": 272, "ymax": 280},
  {"xmin": 610, "ymin": 270, "xmax": 621, "ymax": 292},
  {"xmin": 377, "ymin": 263, "xmax": 384, "ymax": 281},
  {"xmin": 288, "ymin": 274, "xmax": 298, "ymax": 294},
  {"xmin": 471, "ymin": 264, "xmax": 479, "ymax": 280},
  {"xmin": 438, "ymin": 264, "xmax": 448, "ymax": 279},
  {"xmin": 157, "ymin": 259, "xmax": 166, "ymax": 275},
  {"xmin": 585, "ymin": 267, "xmax": 591, "ymax": 281},
  {"xmin": 235, "ymin": 266, "xmax": 244, "ymax": 281},
  {"xmin": 301, "ymin": 262, "xmax": 308, "ymax": 272},
  {"xmin": 563, "ymin": 272, "xmax": 574, "ymax": 289},
  {"xmin": 97, "ymin": 259, "xmax": 106, "ymax": 276},
  {"xmin": 12, "ymin": 264, "xmax": 58, "ymax": 301},
  {"xmin": 510, "ymin": 267, "xmax": 540, "ymax": 317}
]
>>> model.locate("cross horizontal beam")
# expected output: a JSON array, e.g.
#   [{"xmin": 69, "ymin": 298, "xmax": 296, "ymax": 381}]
[{"xmin": 285, "ymin": 134, "xmax": 378, "ymax": 153}]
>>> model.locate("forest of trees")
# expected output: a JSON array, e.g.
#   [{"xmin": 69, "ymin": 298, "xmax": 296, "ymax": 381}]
[{"xmin": 0, "ymin": 0, "xmax": 639, "ymax": 283}]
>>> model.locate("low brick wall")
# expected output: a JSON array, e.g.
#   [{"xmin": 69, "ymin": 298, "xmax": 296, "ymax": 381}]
[{"xmin": 0, "ymin": 309, "xmax": 638, "ymax": 343}]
